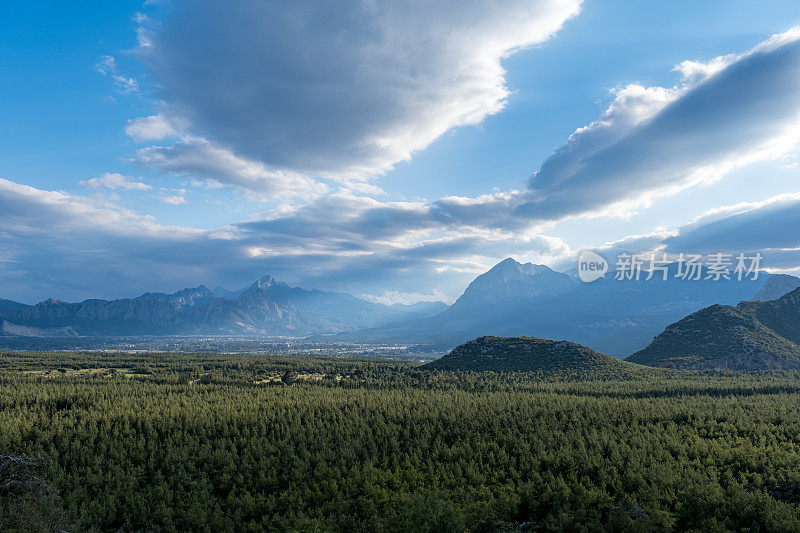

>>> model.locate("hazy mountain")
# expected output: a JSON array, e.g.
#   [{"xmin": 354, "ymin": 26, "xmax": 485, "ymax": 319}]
[
  {"xmin": 752, "ymin": 274, "xmax": 800, "ymax": 301},
  {"xmin": 339, "ymin": 258, "xmax": 770, "ymax": 355},
  {"xmin": 425, "ymin": 335, "xmax": 629, "ymax": 373},
  {"xmin": 627, "ymin": 288, "xmax": 800, "ymax": 370},
  {"xmin": 388, "ymin": 301, "xmax": 449, "ymax": 315},
  {"xmin": 0, "ymin": 276, "xmax": 447, "ymax": 337},
  {"xmin": 211, "ymin": 286, "xmax": 246, "ymax": 300},
  {"xmin": 137, "ymin": 286, "xmax": 215, "ymax": 311},
  {"xmin": 453, "ymin": 258, "xmax": 575, "ymax": 306}
]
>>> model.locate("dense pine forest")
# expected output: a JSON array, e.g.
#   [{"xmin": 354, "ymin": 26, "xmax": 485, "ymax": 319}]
[{"xmin": 2, "ymin": 351, "xmax": 800, "ymax": 531}]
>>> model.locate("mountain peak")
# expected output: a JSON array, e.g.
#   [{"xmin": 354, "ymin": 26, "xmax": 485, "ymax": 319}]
[
  {"xmin": 487, "ymin": 258, "xmax": 558, "ymax": 276},
  {"xmin": 494, "ymin": 257, "xmax": 522, "ymax": 268},
  {"xmin": 453, "ymin": 259, "xmax": 573, "ymax": 306},
  {"xmin": 246, "ymin": 275, "xmax": 287, "ymax": 292},
  {"xmin": 256, "ymin": 275, "xmax": 281, "ymax": 286}
]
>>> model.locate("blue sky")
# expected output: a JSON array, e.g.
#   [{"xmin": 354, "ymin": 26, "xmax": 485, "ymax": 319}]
[{"xmin": 2, "ymin": 0, "xmax": 800, "ymax": 304}]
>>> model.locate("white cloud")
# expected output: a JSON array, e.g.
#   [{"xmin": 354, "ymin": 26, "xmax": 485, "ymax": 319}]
[
  {"xmin": 95, "ymin": 55, "xmax": 139, "ymax": 94},
  {"xmin": 80, "ymin": 172, "xmax": 152, "ymax": 191},
  {"xmin": 0, "ymin": 178, "xmax": 217, "ymax": 302},
  {"xmin": 126, "ymin": 114, "xmax": 177, "ymax": 142},
  {"xmin": 159, "ymin": 188, "xmax": 188, "ymax": 205},
  {"xmin": 135, "ymin": 137, "xmax": 329, "ymax": 200},
  {"xmin": 563, "ymin": 193, "xmax": 800, "ymax": 273},
  {"xmin": 661, "ymin": 193, "xmax": 800, "ymax": 258},
  {"xmin": 362, "ymin": 289, "xmax": 452, "ymax": 306},
  {"xmin": 0, "ymin": 178, "xmax": 196, "ymax": 238},
  {"xmin": 136, "ymin": 0, "xmax": 582, "ymax": 180},
  {"xmin": 519, "ymin": 27, "xmax": 800, "ymax": 222}
]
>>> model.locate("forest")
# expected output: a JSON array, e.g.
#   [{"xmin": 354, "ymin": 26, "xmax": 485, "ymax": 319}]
[{"xmin": 1, "ymin": 350, "xmax": 800, "ymax": 532}]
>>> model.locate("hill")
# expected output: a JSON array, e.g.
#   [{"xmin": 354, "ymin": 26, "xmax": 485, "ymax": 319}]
[
  {"xmin": 627, "ymin": 288, "xmax": 800, "ymax": 370},
  {"xmin": 425, "ymin": 335, "xmax": 630, "ymax": 373}
]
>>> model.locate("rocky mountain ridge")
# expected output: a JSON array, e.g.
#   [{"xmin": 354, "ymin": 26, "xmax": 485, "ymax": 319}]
[{"xmin": 0, "ymin": 276, "xmax": 447, "ymax": 337}]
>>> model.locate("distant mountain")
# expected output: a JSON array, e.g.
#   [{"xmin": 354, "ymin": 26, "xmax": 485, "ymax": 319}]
[
  {"xmin": 211, "ymin": 286, "xmax": 246, "ymax": 300},
  {"xmin": 0, "ymin": 276, "xmax": 447, "ymax": 337},
  {"xmin": 752, "ymin": 274, "xmax": 800, "ymax": 301},
  {"xmin": 388, "ymin": 300, "xmax": 449, "ymax": 316},
  {"xmin": 425, "ymin": 335, "xmax": 629, "ymax": 373},
  {"xmin": 453, "ymin": 258, "xmax": 575, "ymax": 306},
  {"xmin": 339, "ymin": 257, "xmax": 770, "ymax": 356},
  {"xmin": 627, "ymin": 288, "xmax": 800, "ymax": 370}
]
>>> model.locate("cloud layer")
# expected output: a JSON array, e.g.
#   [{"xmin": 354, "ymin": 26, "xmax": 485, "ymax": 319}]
[
  {"xmin": 520, "ymin": 28, "xmax": 800, "ymax": 221},
  {"xmin": 125, "ymin": 115, "xmax": 176, "ymax": 142},
  {"xmin": 0, "ymin": 179, "xmax": 565, "ymax": 303},
  {"xmin": 81, "ymin": 172, "xmax": 152, "ymax": 191},
  {"xmin": 5, "ymin": 172, "xmax": 800, "ymax": 304},
  {"xmin": 136, "ymin": 0, "xmax": 582, "ymax": 182},
  {"xmin": 662, "ymin": 194, "xmax": 800, "ymax": 265},
  {"xmin": 135, "ymin": 137, "xmax": 328, "ymax": 200}
]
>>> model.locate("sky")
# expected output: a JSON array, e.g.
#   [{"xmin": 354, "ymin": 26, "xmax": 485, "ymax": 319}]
[{"xmin": 2, "ymin": 0, "xmax": 800, "ymax": 305}]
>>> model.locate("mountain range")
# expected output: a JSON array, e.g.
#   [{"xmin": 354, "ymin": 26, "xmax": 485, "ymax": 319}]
[
  {"xmin": 0, "ymin": 276, "xmax": 447, "ymax": 337},
  {"xmin": 3, "ymin": 258, "xmax": 797, "ymax": 359},
  {"xmin": 336, "ymin": 257, "xmax": 784, "ymax": 355}
]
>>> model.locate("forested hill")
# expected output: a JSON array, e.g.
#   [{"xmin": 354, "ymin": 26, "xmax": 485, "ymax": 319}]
[
  {"xmin": 425, "ymin": 335, "xmax": 632, "ymax": 373},
  {"xmin": 627, "ymin": 288, "xmax": 800, "ymax": 370}
]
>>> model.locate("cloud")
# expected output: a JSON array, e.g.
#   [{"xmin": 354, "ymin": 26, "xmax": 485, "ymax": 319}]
[
  {"xmin": 519, "ymin": 28, "xmax": 800, "ymax": 222},
  {"xmin": 567, "ymin": 193, "xmax": 800, "ymax": 273},
  {"xmin": 159, "ymin": 189, "xmax": 188, "ymax": 205},
  {"xmin": 135, "ymin": 137, "xmax": 329, "ymax": 200},
  {"xmin": 236, "ymin": 188, "xmax": 540, "ymax": 251},
  {"xmin": 126, "ymin": 115, "xmax": 177, "ymax": 142},
  {"xmin": 0, "ymin": 178, "xmax": 205, "ymax": 302},
  {"xmin": 95, "ymin": 55, "xmax": 139, "ymax": 94},
  {"xmin": 0, "ymin": 178, "xmax": 234, "ymax": 302},
  {"xmin": 136, "ymin": 0, "xmax": 582, "ymax": 180},
  {"xmin": 80, "ymin": 172, "xmax": 152, "ymax": 191},
  {"xmin": 362, "ymin": 289, "xmax": 452, "ymax": 306},
  {"xmin": 661, "ymin": 193, "xmax": 800, "ymax": 259},
  {"xmin": 6, "ymin": 173, "xmax": 800, "ymax": 305},
  {"xmin": 203, "ymin": 25, "xmax": 800, "ymax": 243}
]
